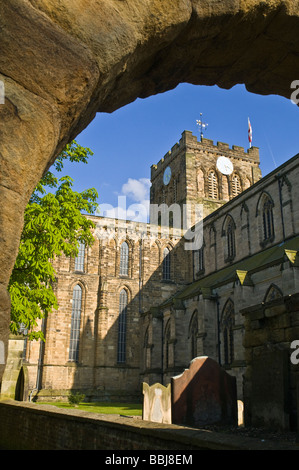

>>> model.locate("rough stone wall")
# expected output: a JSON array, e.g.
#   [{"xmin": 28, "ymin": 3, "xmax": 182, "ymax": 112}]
[
  {"xmin": 241, "ymin": 293, "xmax": 299, "ymax": 431},
  {"xmin": 1, "ymin": 400, "xmax": 294, "ymax": 450}
]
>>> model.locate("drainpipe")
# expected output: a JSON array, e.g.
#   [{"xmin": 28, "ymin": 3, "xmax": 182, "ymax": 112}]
[
  {"xmin": 161, "ymin": 311, "xmax": 164, "ymax": 385},
  {"xmin": 216, "ymin": 294, "xmax": 221, "ymax": 366},
  {"xmin": 276, "ymin": 174, "xmax": 286, "ymax": 242}
]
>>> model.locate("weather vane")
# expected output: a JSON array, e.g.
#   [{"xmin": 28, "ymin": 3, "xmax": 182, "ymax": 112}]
[{"xmin": 196, "ymin": 113, "xmax": 208, "ymax": 140}]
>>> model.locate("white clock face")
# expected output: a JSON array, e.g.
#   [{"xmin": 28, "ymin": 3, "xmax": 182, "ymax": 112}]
[
  {"xmin": 216, "ymin": 156, "xmax": 234, "ymax": 175},
  {"xmin": 163, "ymin": 166, "xmax": 172, "ymax": 185}
]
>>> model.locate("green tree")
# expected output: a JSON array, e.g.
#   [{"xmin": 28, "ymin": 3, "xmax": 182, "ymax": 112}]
[{"xmin": 9, "ymin": 141, "xmax": 98, "ymax": 340}]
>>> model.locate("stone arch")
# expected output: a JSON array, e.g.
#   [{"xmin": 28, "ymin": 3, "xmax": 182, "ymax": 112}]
[
  {"xmin": 256, "ymin": 191, "xmax": 275, "ymax": 245},
  {"xmin": 2, "ymin": 1, "xmax": 299, "ymax": 382},
  {"xmin": 264, "ymin": 283, "xmax": 283, "ymax": 303},
  {"xmin": 256, "ymin": 191, "xmax": 275, "ymax": 217},
  {"xmin": 206, "ymin": 168, "xmax": 219, "ymax": 200},
  {"xmin": 222, "ymin": 214, "xmax": 237, "ymax": 261},
  {"xmin": 162, "ymin": 246, "xmax": 171, "ymax": 281},
  {"xmin": 1, "ymin": 342, "xmax": 29, "ymax": 401},
  {"xmin": 69, "ymin": 278, "xmax": 88, "ymax": 294},
  {"xmin": 15, "ymin": 366, "xmax": 28, "ymax": 401},
  {"xmin": 68, "ymin": 284, "xmax": 84, "ymax": 362},
  {"xmin": 117, "ymin": 287, "xmax": 129, "ymax": 364},
  {"xmin": 188, "ymin": 310, "xmax": 199, "ymax": 360},
  {"xmin": 230, "ymin": 172, "xmax": 242, "ymax": 198},
  {"xmin": 119, "ymin": 240, "xmax": 130, "ymax": 276},
  {"xmin": 117, "ymin": 283, "xmax": 133, "ymax": 303},
  {"xmin": 221, "ymin": 298, "xmax": 235, "ymax": 366}
]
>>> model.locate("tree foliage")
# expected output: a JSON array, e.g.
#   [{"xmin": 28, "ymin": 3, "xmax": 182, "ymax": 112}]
[{"xmin": 9, "ymin": 141, "xmax": 98, "ymax": 340}]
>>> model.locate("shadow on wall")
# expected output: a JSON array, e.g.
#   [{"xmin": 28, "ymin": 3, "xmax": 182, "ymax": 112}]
[
  {"xmin": 0, "ymin": 337, "xmax": 29, "ymax": 401},
  {"xmin": 142, "ymin": 357, "xmax": 238, "ymax": 429},
  {"xmin": 15, "ymin": 230, "xmax": 193, "ymax": 403}
]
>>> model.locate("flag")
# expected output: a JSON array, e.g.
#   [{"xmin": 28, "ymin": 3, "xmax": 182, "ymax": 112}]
[{"xmin": 248, "ymin": 117, "xmax": 252, "ymax": 148}]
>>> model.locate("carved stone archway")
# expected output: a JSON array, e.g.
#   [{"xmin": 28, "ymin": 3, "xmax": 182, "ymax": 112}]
[{"xmin": 1, "ymin": 0, "xmax": 299, "ymax": 379}]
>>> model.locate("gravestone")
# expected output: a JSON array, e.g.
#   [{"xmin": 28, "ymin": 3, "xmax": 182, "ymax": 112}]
[
  {"xmin": 171, "ymin": 356, "xmax": 237, "ymax": 428},
  {"xmin": 142, "ymin": 382, "xmax": 172, "ymax": 424},
  {"xmin": 250, "ymin": 349, "xmax": 290, "ymax": 430}
]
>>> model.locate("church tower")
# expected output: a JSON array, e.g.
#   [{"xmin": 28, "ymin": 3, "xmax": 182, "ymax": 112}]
[{"xmin": 150, "ymin": 130, "xmax": 261, "ymax": 225}]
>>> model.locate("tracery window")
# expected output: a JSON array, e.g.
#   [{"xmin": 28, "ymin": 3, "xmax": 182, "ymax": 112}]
[
  {"xmin": 75, "ymin": 242, "xmax": 85, "ymax": 272},
  {"xmin": 262, "ymin": 197, "xmax": 274, "ymax": 242},
  {"xmin": 208, "ymin": 170, "xmax": 218, "ymax": 199},
  {"xmin": 117, "ymin": 289, "xmax": 128, "ymax": 363},
  {"xmin": 189, "ymin": 311, "xmax": 198, "ymax": 360},
  {"xmin": 120, "ymin": 241, "xmax": 129, "ymax": 276},
  {"xmin": 162, "ymin": 247, "xmax": 171, "ymax": 280},
  {"xmin": 227, "ymin": 219, "xmax": 236, "ymax": 260},
  {"xmin": 193, "ymin": 247, "xmax": 204, "ymax": 278},
  {"xmin": 231, "ymin": 173, "xmax": 242, "ymax": 198},
  {"xmin": 221, "ymin": 299, "xmax": 235, "ymax": 366},
  {"xmin": 69, "ymin": 285, "xmax": 82, "ymax": 362}
]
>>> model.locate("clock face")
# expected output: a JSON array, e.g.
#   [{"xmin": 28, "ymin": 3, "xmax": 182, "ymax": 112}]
[
  {"xmin": 163, "ymin": 166, "xmax": 172, "ymax": 185},
  {"xmin": 216, "ymin": 156, "xmax": 234, "ymax": 175}
]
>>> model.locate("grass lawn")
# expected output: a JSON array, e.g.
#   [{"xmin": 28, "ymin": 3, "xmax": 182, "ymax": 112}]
[{"xmin": 39, "ymin": 401, "xmax": 143, "ymax": 416}]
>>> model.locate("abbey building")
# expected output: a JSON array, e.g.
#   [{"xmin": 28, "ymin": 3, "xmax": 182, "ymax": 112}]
[{"xmin": 6, "ymin": 130, "xmax": 299, "ymax": 428}]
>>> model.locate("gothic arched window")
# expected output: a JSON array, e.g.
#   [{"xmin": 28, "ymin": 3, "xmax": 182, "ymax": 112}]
[
  {"xmin": 221, "ymin": 299, "xmax": 235, "ymax": 366},
  {"xmin": 117, "ymin": 289, "xmax": 128, "ymax": 363},
  {"xmin": 120, "ymin": 241, "xmax": 129, "ymax": 276},
  {"xmin": 231, "ymin": 173, "xmax": 242, "ymax": 198},
  {"xmin": 257, "ymin": 192, "xmax": 275, "ymax": 246},
  {"xmin": 208, "ymin": 170, "xmax": 218, "ymax": 199},
  {"xmin": 193, "ymin": 247, "xmax": 204, "ymax": 278},
  {"xmin": 264, "ymin": 284, "xmax": 283, "ymax": 303},
  {"xmin": 69, "ymin": 285, "xmax": 83, "ymax": 362},
  {"xmin": 189, "ymin": 311, "xmax": 198, "ymax": 360},
  {"xmin": 163, "ymin": 247, "xmax": 171, "ymax": 280},
  {"xmin": 75, "ymin": 242, "xmax": 85, "ymax": 272},
  {"xmin": 262, "ymin": 197, "xmax": 274, "ymax": 242},
  {"xmin": 227, "ymin": 219, "xmax": 235, "ymax": 260},
  {"xmin": 222, "ymin": 215, "xmax": 236, "ymax": 262}
]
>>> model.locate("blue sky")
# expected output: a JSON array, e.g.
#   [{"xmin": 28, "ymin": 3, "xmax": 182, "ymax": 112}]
[{"xmin": 58, "ymin": 83, "xmax": 299, "ymax": 220}]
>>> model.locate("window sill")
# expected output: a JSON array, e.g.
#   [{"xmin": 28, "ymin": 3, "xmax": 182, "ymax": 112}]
[
  {"xmin": 260, "ymin": 236, "xmax": 275, "ymax": 248},
  {"xmin": 224, "ymin": 255, "xmax": 235, "ymax": 264},
  {"xmin": 194, "ymin": 269, "xmax": 205, "ymax": 280}
]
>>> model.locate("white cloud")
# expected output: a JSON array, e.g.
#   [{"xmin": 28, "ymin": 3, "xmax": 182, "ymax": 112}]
[
  {"xmin": 121, "ymin": 178, "xmax": 151, "ymax": 203},
  {"xmin": 97, "ymin": 177, "xmax": 151, "ymax": 223}
]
